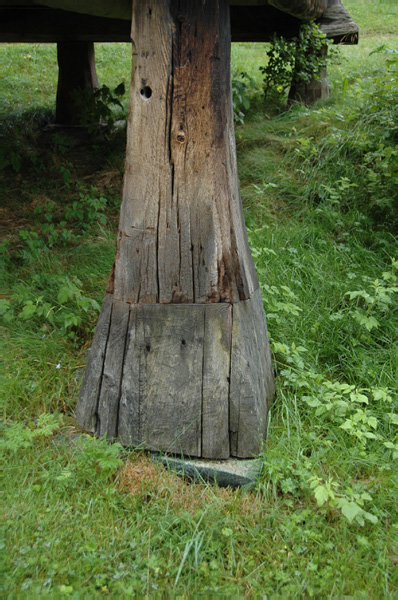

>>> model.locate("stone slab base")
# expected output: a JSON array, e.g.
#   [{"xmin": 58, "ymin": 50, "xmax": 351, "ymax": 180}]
[{"xmin": 155, "ymin": 455, "xmax": 261, "ymax": 489}]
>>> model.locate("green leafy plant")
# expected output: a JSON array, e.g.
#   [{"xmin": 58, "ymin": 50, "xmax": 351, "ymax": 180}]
[
  {"xmin": 1, "ymin": 414, "xmax": 63, "ymax": 453},
  {"xmin": 344, "ymin": 258, "xmax": 398, "ymax": 332},
  {"xmin": 63, "ymin": 435, "xmax": 124, "ymax": 485},
  {"xmin": 294, "ymin": 47, "xmax": 398, "ymax": 229},
  {"xmin": 260, "ymin": 22, "xmax": 339, "ymax": 102},
  {"xmin": 17, "ymin": 183, "xmax": 111, "ymax": 252},
  {"xmin": 2, "ymin": 275, "xmax": 100, "ymax": 342},
  {"xmin": 71, "ymin": 82, "xmax": 126, "ymax": 133},
  {"xmin": 309, "ymin": 476, "xmax": 378, "ymax": 526},
  {"xmin": 232, "ymin": 70, "xmax": 258, "ymax": 124}
]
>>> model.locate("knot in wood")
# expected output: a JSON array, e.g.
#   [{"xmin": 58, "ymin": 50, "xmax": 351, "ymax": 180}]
[{"xmin": 176, "ymin": 133, "xmax": 186, "ymax": 144}]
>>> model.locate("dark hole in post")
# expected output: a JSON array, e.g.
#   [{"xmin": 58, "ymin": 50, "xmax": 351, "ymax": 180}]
[
  {"xmin": 181, "ymin": 339, "xmax": 186, "ymax": 346},
  {"xmin": 146, "ymin": 344, "xmax": 151, "ymax": 352},
  {"xmin": 140, "ymin": 86, "xmax": 152, "ymax": 99}
]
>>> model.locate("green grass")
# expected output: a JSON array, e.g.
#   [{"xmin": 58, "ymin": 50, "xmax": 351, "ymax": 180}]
[{"xmin": 1, "ymin": 1, "xmax": 398, "ymax": 596}]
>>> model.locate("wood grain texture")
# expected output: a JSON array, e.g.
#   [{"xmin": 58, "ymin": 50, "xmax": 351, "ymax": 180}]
[
  {"xmin": 319, "ymin": 0, "xmax": 359, "ymax": 43},
  {"xmin": 119, "ymin": 303, "xmax": 206, "ymax": 453},
  {"xmin": 113, "ymin": 0, "xmax": 258, "ymax": 305},
  {"xmin": 268, "ymin": 0, "xmax": 327, "ymax": 20},
  {"xmin": 75, "ymin": 293, "xmax": 113, "ymax": 432},
  {"xmin": 117, "ymin": 304, "xmax": 140, "ymax": 445},
  {"xmin": 96, "ymin": 299, "xmax": 130, "ymax": 439},
  {"xmin": 201, "ymin": 304, "xmax": 232, "ymax": 459},
  {"xmin": 78, "ymin": 293, "xmax": 274, "ymax": 457},
  {"xmin": 230, "ymin": 288, "xmax": 274, "ymax": 457},
  {"xmin": 137, "ymin": 304, "xmax": 204, "ymax": 455}
]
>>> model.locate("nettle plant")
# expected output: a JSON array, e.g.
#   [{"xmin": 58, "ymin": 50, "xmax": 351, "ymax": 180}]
[
  {"xmin": 1, "ymin": 275, "xmax": 100, "ymax": 343},
  {"xmin": 17, "ymin": 183, "xmax": 110, "ymax": 253},
  {"xmin": 260, "ymin": 22, "xmax": 339, "ymax": 102},
  {"xmin": 253, "ymin": 250, "xmax": 397, "ymax": 525},
  {"xmin": 344, "ymin": 258, "xmax": 398, "ymax": 332}
]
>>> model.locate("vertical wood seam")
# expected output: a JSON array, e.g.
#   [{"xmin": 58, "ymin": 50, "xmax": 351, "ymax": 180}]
[
  {"xmin": 94, "ymin": 299, "xmax": 114, "ymax": 435},
  {"xmin": 115, "ymin": 304, "xmax": 133, "ymax": 440},
  {"xmin": 227, "ymin": 304, "xmax": 233, "ymax": 456},
  {"xmin": 137, "ymin": 306, "xmax": 142, "ymax": 442},
  {"xmin": 200, "ymin": 305, "xmax": 206, "ymax": 457}
]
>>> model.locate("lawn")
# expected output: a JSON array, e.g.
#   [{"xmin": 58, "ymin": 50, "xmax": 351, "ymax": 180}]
[{"xmin": 1, "ymin": 1, "xmax": 397, "ymax": 596}]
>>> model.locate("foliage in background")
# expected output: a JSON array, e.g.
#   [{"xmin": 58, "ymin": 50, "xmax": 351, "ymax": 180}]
[
  {"xmin": 294, "ymin": 45, "xmax": 398, "ymax": 231},
  {"xmin": 72, "ymin": 82, "xmax": 126, "ymax": 133},
  {"xmin": 16, "ymin": 182, "xmax": 114, "ymax": 252},
  {"xmin": 260, "ymin": 22, "xmax": 339, "ymax": 102},
  {"xmin": 231, "ymin": 70, "xmax": 258, "ymax": 124}
]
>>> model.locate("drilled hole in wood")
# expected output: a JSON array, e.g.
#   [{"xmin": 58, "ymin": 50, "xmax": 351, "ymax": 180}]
[
  {"xmin": 140, "ymin": 86, "xmax": 152, "ymax": 99},
  {"xmin": 146, "ymin": 344, "xmax": 151, "ymax": 352},
  {"xmin": 181, "ymin": 339, "xmax": 186, "ymax": 346}
]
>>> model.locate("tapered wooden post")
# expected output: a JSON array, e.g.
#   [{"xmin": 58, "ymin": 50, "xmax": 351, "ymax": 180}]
[
  {"xmin": 76, "ymin": 0, "xmax": 274, "ymax": 458},
  {"xmin": 56, "ymin": 41, "xmax": 99, "ymax": 124}
]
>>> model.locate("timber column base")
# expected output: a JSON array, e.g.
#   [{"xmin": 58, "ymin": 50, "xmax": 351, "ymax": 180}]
[{"xmin": 76, "ymin": 289, "xmax": 274, "ymax": 459}]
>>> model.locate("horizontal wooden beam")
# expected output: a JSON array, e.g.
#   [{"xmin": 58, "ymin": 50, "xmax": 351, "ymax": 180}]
[
  {"xmin": 0, "ymin": 6, "xmax": 131, "ymax": 42},
  {"xmin": 0, "ymin": 4, "xmax": 357, "ymax": 44}
]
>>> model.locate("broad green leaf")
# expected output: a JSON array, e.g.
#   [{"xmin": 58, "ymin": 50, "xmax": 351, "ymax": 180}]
[
  {"xmin": 314, "ymin": 485, "xmax": 330, "ymax": 507},
  {"xmin": 367, "ymin": 416, "xmax": 378, "ymax": 429},
  {"xmin": 340, "ymin": 501, "xmax": 362, "ymax": 523},
  {"xmin": 19, "ymin": 302, "xmax": 37, "ymax": 320},
  {"xmin": 388, "ymin": 413, "xmax": 398, "ymax": 425},
  {"xmin": 363, "ymin": 511, "xmax": 378, "ymax": 524}
]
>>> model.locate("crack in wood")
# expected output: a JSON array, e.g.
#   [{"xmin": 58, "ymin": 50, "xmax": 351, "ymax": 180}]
[
  {"xmin": 94, "ymin": 298, "xmax": 114, "ymax": 435},
  {"xmin": 115, "ymin": 305, "xmax": 133, "ymax": 439}
]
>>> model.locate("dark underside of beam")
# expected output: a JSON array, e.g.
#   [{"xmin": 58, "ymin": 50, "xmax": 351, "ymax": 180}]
[{"xmin": 0, "ymin": 5, "xmax": 304, "ymax": 43}]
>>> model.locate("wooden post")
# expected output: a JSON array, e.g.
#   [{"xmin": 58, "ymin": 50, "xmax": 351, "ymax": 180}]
[
  {"xmin": 288, "ymin": 42, "xmax": 329, "ymax": 105},
  {"xmin": 76, "ymin": 0, "xmax": 274, "ymax": 459},
  {"xmin": 56, "ymin": 41, "xmax": 99, "ymax": 124}
]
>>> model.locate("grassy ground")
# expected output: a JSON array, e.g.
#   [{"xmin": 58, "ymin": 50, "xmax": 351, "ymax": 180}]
[{"xmin": 1, "ymin": 1, "xmax": 397, "ymax": 597}]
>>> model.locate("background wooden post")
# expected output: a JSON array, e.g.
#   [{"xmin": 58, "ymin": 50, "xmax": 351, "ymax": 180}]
[
  {"xmin": 288, "ymin": 42, "xmax": 329, "ymax": 105},
  {"xmin": 76, "ymin": 0, "xmax": 274, "ymax": 459},
  {"xmin": 56, "ymin": 41, "xmax": 99, "ymax": 124}
]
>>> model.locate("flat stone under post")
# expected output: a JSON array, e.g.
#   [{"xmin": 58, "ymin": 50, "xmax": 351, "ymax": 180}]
[{"xmin": 76, "ymin": 0, "xmax": 274, "ymax": 459}]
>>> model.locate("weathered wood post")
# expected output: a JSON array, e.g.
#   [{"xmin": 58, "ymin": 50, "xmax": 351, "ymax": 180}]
[{"xmin": 76, "ymin": 0, "xmax": 274, "ymax": 459}]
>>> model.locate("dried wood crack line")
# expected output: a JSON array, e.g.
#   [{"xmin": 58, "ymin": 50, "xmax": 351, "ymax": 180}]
[
  {"xmin": 115, "ymin": 305, "xmax": 133, "ymax": 439},
  {"xmin": 94, "ymin": 299, "xmax": 114, "ymax": 435}
]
